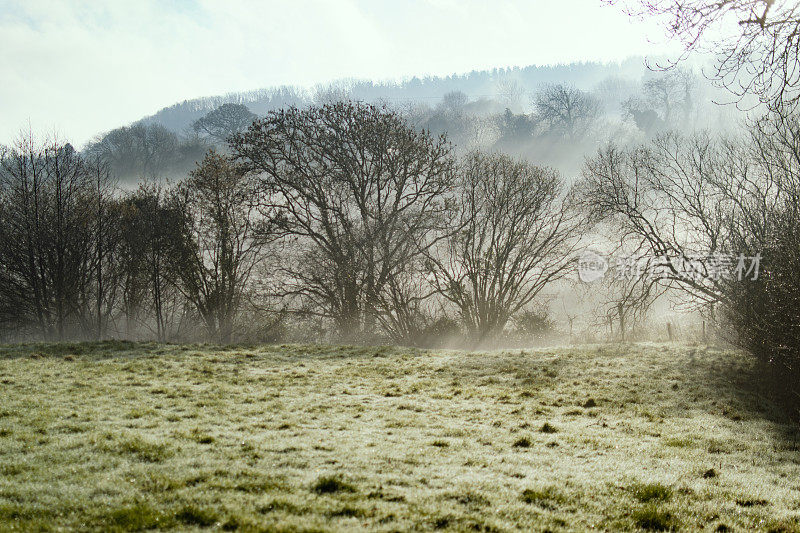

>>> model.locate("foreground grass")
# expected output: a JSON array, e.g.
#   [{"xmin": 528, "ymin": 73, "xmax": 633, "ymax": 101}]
[{"xmin": 0, "ymin": 341, "xmax": 799, "ymax": 531}]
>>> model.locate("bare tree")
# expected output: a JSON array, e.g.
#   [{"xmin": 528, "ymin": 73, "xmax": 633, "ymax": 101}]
[
  {"xmin": 598, "ymin": 256, "xmax": 665, "ymax": 341},
  {"xmin": 116, "ymin": 184, "xmax": 187, "ymax": 341},
  {"xmin": 0, "ymin": 133, "xmax": 95, "ymax": 339},
  {"xmin": 84, "ymin": 157, "xmax": 119, "ymax": 339},
  {"xmin": 427, "ymin": 151, "xmax": 582, "ymax": 344},
  {"xmin": 232, "ymin": 101, "xmax": 457, "ymax": 340},
  {"xmin": 534, "ymin": 84, "xmax": 601, "ymax": 141},
  {"xmin": 642, "ymin": 68, "xmax": 698, "ymax": 126},
  {"xmin": 496, "ymin": 79, "xmax": 526, "ymax": 111},
  {"xmin": 438, "ymin": 91, "xmax": 470, "ymax": 116},
  {"xmin": 580, "ymin": 132, "xmax": 756, "ymax": 307},
  {"xmin": 172, "ymin": 151, "xmax": 268, "ymax": 343}
]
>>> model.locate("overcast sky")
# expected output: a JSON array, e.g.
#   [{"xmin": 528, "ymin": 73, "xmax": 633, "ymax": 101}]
[{"xmin": 0, "ymin": 0, "xmax": 679, "ymax": 147}]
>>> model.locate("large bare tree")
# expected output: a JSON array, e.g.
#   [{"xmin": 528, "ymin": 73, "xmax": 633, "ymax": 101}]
[
  {"xmin": 232, "ymin": 101, "xmax": 457, "ymax": 340},
  {"xmin": 427, "ymin": 151, "xmax": 582, "ymax": 344}
]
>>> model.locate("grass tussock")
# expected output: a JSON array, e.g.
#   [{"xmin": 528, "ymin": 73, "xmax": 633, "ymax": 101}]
[
  {"xmin": 512, "ymin": 436, "xmax": 532, "ymax": 448},
  {"xmin": 311, "ymin": 475, "xmax": 356, "ymax": 494},
  {"xmin": 539, "ymin": 422, "xmax": 558, "ymax": 433},
  {"xmin": 520, "ymin": 486, "xmax": 565, "ymax": 509},
  {"xmin": 630, "ymin": 482, "xmax": 673, "ymax": 503},
  {"xmin": 631, "ymin": 505, "xmax": 677, "ymax": 531}
]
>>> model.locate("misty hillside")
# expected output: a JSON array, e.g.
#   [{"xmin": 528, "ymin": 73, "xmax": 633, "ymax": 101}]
[
  {"xmin": 88, "ymin": 56, "xmax": 738, "ymax": 184},
  {"xmin": 136, "ymin": 58, "xmax": 651, "ymax": 135}
]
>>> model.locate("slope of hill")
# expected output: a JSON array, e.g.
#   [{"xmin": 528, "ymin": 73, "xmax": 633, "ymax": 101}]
[
  {"xmin": 136, "ymin": 58, "xmax": 651, "ymax": 134},
  {"xmin": 0, "ymin": 342, "xmax": 797, "ymax": 531}
]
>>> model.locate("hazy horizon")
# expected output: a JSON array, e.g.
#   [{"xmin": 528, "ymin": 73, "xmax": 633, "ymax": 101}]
[{"xmin": 0, "ymin": 0, "xmax": 682, "ymax": 146}]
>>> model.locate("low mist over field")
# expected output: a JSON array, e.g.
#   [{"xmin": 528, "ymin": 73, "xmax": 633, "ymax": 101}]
[{"xmin": 2, "ymin": 0, "xmax": 800, "ymax": 531}]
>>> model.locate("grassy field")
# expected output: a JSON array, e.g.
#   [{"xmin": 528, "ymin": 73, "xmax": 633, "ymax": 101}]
[{"xmin": 0, "ymin": 341, "xmax": 799, "ymax": 531}]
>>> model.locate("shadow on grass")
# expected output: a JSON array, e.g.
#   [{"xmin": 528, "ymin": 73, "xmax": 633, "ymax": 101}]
[{"xmin": 688, "ymin": 345, "xmax": 800, "ymax": 444}]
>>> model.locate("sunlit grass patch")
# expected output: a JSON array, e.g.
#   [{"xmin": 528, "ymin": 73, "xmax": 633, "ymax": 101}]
[{"xmin": 663, "ymin": 436, "xmax": 694, "ymax": 448}]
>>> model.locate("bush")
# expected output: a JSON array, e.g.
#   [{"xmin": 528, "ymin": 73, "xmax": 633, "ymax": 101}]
[
  {"xmin": 513, "ymin": 308, "xmax": 557, "ymax": 341},
  {"xmin": 419, "ymin": 316, "xmax": 463, "ymax": 348}
]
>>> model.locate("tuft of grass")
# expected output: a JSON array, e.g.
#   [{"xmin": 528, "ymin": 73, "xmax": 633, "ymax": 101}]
[
  {"xmin": 540, "ymin": 422, "xmax": 558, "ymax": 434},
  {"xmin": 189, "ymin": 429, "xmax": 215, "ymax": 444},
  {"xmin": 105, "ymin": 503, "xmax": 168, "ymax": 530},
  {"xmin": 447, "ymin": 491, "xmax": 491, "ymax": 508},
  {"xmin": 512, "ymin": 436, "xmax": 532, "ymax": 448},
  {"xmin": 328, "ymin": 505, "xmax": 367, "ymax": 518},
  {"xmin": 431, "ymin": 516, "xmax": 453, "ymax": 529},
  {"xmin": 631, "ymin": 505, "xmax": 676, "ymax": 531},
  {"xmin": 312, "ymin": 475, "xmax": 356, "ymax": 494},
  {"xmin": 735, "ymin": 498, "xmax": 768, "ymax": 507},
  {"xmin": 174, "ymin": 505, "xmax": 218, "ymax": 527},
  {"xmin": 520, "ymin": 486, "xmax": 565, "ymax": 509},
  {"xmin": 258, "ymin": 499, "xmax": 303, "ymax": 515},
  {"xmin": 664, "ymin": 437, "xmax": 693, "ymax": 448},
  {"xmin": 431, "ymin": 439, "xmax": 449, "ymax": 447},
  {"xmin": 630, "ymin": 482, "xmax": 673, "ymax": 503},
  {"xmin": 117, "ymin": 436, "xmax": 171, "ymax": 463}
]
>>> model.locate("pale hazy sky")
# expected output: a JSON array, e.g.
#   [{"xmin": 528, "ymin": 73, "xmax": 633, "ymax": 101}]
[{"xmin": 0, "ymin": 0, "xmax": 679, "ymax": 146}]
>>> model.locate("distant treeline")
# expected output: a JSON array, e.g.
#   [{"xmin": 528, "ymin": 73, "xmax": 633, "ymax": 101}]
[
  {"xmin": 134, "ymin": 59, "xmax": 651, "ymax": 134},
  {"xmin": 83, "ymin": 62, "xmax": 724, "ymax": 185}
]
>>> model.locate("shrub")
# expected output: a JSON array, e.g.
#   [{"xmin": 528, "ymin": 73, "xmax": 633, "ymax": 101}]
[{"xmin": 513, "ymin": 308, "xmax": 557, "ymax": 341}]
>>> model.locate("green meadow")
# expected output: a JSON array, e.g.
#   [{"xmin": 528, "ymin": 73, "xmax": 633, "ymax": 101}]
[{"xmin": 0, "ymin": 342, "xmax": 798, "ymax": 531}]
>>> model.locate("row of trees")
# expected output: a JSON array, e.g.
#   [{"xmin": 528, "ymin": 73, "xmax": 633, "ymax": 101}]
[
  {"xmin": 410, "ymin": 69, "xmax": 702, "ymax": 152},
  {"xmin": 581, "ymin": 104, "xmax": 800, "ymax": 410},
  {"xmin": 0, "ymin": 102, "xmax": 581, "ymax": 345},
  {"xmin": 0, "ymin": 135, "xmax": 261, "ymax": 342},
  {"xmin": 85, "ymin": 123, "xmax": 210, "ymax": 181}
]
